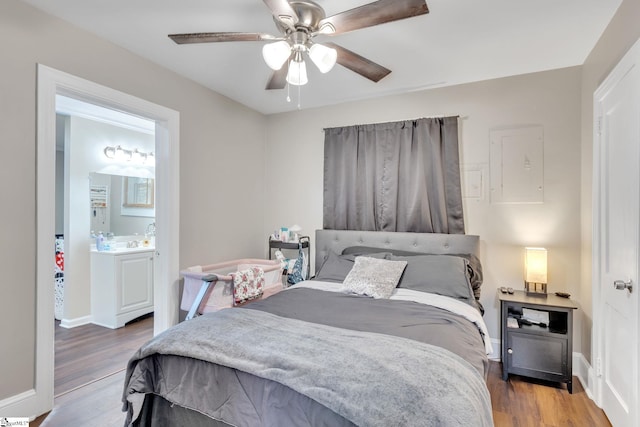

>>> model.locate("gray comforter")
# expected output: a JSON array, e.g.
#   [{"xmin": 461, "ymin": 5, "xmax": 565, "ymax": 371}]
[{"xmin": 123, "ymin": 288, "xmax": 493, "ymax": 426}]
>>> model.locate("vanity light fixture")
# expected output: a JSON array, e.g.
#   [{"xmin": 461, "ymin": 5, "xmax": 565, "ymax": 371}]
[
  {"xmin": 103, "ymin": 145, "xmax": 154, "ymax": 165},
  {"xmin": 131, "ymin": 149, "xmax": 146, "ymax": 163},
  {"xmin": 103, "ymin": 145, "xmax": 117, "ymax": 159},
  {"xmin": 115, "ymin": 145, "xmax": 131, "ymax": 162}
]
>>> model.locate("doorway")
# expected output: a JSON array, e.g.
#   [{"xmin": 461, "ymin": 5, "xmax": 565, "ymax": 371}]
[{"xmin": 33, "ymin": 64, "xmax": 180, "ymax": 417}]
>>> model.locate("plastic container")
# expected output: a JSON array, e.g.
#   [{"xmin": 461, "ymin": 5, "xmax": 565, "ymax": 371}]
[{"xmin": 96, "ymin": 232, "xmax": 105, "ymax": 251}]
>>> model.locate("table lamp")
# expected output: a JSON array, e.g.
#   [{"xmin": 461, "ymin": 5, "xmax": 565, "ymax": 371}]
[{"xmin": 525, "ymin": 247, "xmax": 547, "ymax": 297}]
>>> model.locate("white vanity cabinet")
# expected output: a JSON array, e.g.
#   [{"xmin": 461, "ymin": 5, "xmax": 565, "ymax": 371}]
[{"xmin": 91, "ymin": 248, "xmax": 154, "ymax": 328}]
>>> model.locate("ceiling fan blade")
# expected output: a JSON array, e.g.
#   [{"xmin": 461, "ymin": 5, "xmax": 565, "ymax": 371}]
[
  {"xmin": 169, "ymin": 32, "xmax": 279, "ymax": 44},
  {"xmin": 325, "ymin": 42, "xmax": 391, "ymax": 83},
  {"xmin": 265, "ymin": 61, "xmax": 290, "ymax": 90},
  {"xmin": 319, "ymin": 0, "xmax": 429, "ymax": 35},
  {"xmin": 262, "ymin": 0, "xmax": 299, "ymax": 30}
]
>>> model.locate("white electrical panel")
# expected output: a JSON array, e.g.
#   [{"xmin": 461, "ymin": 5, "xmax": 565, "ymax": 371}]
[
  {"xmin": 462, "ymin": 163, "xmax": 486, "ymax": 201},
  {"xmin": 489, "ymin": 126, "xmax": 544, "ymax": 204}
]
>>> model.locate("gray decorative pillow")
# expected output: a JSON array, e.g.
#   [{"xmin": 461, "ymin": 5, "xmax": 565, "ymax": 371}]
[
  {"xmin": 391, "ymin": 255, "xmax": 475, "ymax": 304},
  {"xmin": 342, "ymin": 256, "xmax": 408, "ymax": 299},
  {"xmin": 314, "ymin": 250, "xmax": 391, "ymax": 283}
]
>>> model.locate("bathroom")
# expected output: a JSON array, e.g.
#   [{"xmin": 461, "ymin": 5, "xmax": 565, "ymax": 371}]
[{"xmin": 55, "ymin": 96, "xmax": 156, "ymax": 328}]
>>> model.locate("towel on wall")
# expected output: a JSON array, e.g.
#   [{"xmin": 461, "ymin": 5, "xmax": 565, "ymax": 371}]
[{"xmin": 231, "ymin": 267, "xmax": 265, "ymax": 305}]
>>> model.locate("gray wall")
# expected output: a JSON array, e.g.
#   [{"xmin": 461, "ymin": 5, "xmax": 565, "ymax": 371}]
[
  {"xmin": 0, "ymin": 0, "xmax": 267, "ymax": 401},
  {"xmin": 579, "ymin": 0, "xmax": 640, "ymax": 363},
  {"xmin": 263, "ymin": 67, "xmax": 583, "ymax": 354}
]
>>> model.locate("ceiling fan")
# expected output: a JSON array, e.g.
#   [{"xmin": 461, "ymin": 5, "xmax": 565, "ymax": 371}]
[{"xmin": 169, "ymin": 0, "xmax": 429, "ymax": 90}]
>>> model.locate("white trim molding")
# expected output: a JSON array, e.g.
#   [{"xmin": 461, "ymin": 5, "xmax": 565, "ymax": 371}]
[
  {"xmin": 0, "ymin": 390, "xmax": 36, "ymax": 419},
  {"xmin": 574, "ymin": 352, "xmax": 597, "ymax": 401},
  {"xmin": 488, "ymin": 338, "xmax": 501, "ymax": 361},
  {"xmin": 59, "ymin": 315, "xmax": 93, "ymax": 329}
]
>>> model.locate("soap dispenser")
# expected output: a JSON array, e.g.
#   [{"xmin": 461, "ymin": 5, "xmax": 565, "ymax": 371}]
[{"xmin": 96, "ymin": 231, "xmax": 105, "ymax": 251}]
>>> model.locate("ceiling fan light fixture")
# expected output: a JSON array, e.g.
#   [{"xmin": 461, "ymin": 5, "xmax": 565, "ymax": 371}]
[
  {"xmin": 287, "ymin": 58, "xmax": 308, "ymax": 86},
  {"xmin": 309, "ymin": 43, "xmax": 337, "ymax": 73},
  {"xmin": 262, "ymin": 40, "xmax": 291, "ymax": 70}
]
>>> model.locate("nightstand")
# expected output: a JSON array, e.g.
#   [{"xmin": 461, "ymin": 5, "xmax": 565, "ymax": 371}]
[
  {"xmin": 499, "ymin": 290, "xmax": 578, "ymax": 393},
  {"xmin": 268, "ymin": 235, "xmax": 311, "ymax": 279}
]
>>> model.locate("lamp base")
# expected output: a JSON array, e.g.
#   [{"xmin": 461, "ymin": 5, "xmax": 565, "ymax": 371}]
[{"xmin": 525, "ymin": 282, "xmax": 548, "ymax": 297}]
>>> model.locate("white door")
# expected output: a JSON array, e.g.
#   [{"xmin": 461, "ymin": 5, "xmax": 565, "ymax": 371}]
[{"xmin": 594, "ymin": 38, "xmax": 640, "ymax": 427}]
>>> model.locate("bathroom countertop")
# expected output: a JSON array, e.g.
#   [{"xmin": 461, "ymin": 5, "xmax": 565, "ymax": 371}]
[{"xmin": 91, "ymin": 246, "xmax": 155, "ymax": 255}]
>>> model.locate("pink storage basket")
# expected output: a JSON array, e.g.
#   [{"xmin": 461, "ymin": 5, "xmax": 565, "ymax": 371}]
[{"xmin": 181, "ymin": 259, "xmax": 283, "ymax": 314}]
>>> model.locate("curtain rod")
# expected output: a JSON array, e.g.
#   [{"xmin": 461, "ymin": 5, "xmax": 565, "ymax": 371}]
[{"xmin": 323, "ymin": 115, "xmax": 464, "ymax": 132}]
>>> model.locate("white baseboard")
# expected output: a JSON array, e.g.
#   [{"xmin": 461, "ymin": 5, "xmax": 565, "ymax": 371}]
[
  {"xmin": 59, "ymin": 315, "xmax": 92, "ymax": 329},
  {"xmin": 488, "ymin": 338, "xmax": 501, "ymax": 361},
  {"xmin": 0, "ymin": 389, "xmax": 36, "ymax": 418},
  {"xmin": 573, "ymin": 352, "xmax": 596, "ymax": 401}
]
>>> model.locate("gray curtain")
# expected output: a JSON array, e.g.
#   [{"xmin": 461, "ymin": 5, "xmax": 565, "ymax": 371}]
[{"xmin": 323, "ymin": 117, "xmax": 464, "ymax": 234}]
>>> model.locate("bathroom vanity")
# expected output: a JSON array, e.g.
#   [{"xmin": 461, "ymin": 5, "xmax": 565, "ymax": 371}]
[{"xmin": 91, "ymin": 246, "xmax": 154, "ymax": 329}]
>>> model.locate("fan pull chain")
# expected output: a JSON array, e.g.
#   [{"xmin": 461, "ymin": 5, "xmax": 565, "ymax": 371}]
[
  {"xmin": 297, "ymin": 83, "xmax": 301, "ymax": 109},
  {"xmin": 286, "ymin": 82, "xmax": 291, "ymax": 103}
]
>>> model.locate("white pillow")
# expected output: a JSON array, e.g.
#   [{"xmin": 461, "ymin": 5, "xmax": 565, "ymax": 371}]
[{"xmin": 341, "ymin": 256, "xmax": 408, "ymax": 299}]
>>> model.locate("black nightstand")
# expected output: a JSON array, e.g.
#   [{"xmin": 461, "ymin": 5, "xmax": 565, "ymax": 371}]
[{"xmin": 499, "ymin": 290, "xmax": 578, "ymax": 393}]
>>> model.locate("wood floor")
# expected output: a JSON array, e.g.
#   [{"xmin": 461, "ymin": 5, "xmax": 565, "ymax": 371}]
[
  {"xmin": 33, "ymin": 320, "xmax": 611, "ymax": 426},
  {"xmin": 54, "ymin": 314, "xmax": 154, "ymax": 397},
  {"xmin": 487, "ymin": 362, "xmax": 611, "ymax": 427},
  {"xmin": 32, "ymin": 315, "xmax": 154, "ymax": 426}
]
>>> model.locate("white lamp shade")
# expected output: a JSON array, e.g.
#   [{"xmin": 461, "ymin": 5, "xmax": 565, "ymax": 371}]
[
  {"xmin": 525, "ymin": 247, "xmax": 547, "ymax": 284},
  {"xmin": 286, "ymin": 59, "xmax": 308, "ymax": 86},
  {"xmin": 309, "ymin": 43, "xmax": 337, "ymax": 73},
  {"xmin": 115, "ymin": 146, "xmax": 131, "ymax": 162},
  {"xmin": 262, "ymin": 41, "xmax": 291, "ymax": 70},
  {"xmin": 145, "ymin": 152, "xmax": 155, "ymax": 167}
]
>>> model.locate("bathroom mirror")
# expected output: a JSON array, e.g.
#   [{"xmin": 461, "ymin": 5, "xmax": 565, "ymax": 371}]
[
  {"xmin": 89, "ymin": 173, "xmax": 155, "ymax": 235},
  {"xmin": 123, "ymin": 177, "xmax": 154, "ymax": 208}
]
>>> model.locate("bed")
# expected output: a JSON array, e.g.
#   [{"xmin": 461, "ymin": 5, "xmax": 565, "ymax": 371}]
[{"xmin": 122, "ymin": 230, "xmax": 494, "ymax": 426}]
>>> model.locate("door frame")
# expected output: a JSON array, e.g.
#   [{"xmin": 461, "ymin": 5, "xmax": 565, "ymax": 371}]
[
  {"xmin": 29, "ymin": 64, "xmax": 181, "ymax": 417},
  {"xmin": 592, "ymin": 37, "xmax": 640, "ymax": 425}
]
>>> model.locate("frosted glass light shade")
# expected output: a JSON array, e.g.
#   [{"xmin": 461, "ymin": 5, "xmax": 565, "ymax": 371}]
[
  {"xmin": 525, "ymin": 247, "xmax": 547, "ymax": 284},
  {"xmin": 286, "ymin": 59, "xmax": 308, "ymax": 86},
  {"xmin": 309, "ymin": 43, "xmax": 337, "ymax": 73},
  {"xmin": 115, "ymin": 145, "xmax": 131, "ymax": 162},
  {"xmin": 262, "ymin": 41, "xmax": 291, "ymax": 70}
]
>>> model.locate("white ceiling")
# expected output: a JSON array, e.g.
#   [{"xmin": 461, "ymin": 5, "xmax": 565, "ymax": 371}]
[{"xmin": 22, "ymin": 0, "xmax": 622, "ymax": 115}]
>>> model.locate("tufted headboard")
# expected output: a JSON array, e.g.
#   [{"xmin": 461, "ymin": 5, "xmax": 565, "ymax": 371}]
[{"xmin": 315, "ymin": 229, "xmax": 479, "ymax": 271}]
